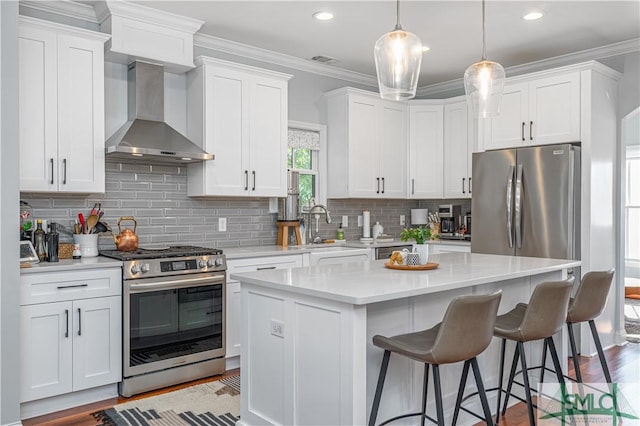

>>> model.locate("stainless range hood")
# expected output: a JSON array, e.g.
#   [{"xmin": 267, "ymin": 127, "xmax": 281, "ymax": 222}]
[{"xmin": 105, "ymin": 61, "xmax": 213, "ymax": 164}]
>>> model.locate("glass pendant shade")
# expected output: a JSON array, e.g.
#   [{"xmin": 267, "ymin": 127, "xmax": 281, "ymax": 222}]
[
  {"xmin": 374, "ymin": 27, "xmax": 422, "ymax": 101},
  {"xmin": 464, "ymin": 59, "xmax": 506, "ymax": 118}
]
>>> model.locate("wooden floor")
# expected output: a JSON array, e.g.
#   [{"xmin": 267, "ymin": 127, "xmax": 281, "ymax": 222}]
[{"xmin": 23, "ymin": 344, "xmax": 639, "ymax": 426}]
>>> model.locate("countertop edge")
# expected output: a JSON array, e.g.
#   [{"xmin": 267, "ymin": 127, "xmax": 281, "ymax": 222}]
[{"xmin": 20, "ymin": 257, "xmax": 123, "ymax": 274}]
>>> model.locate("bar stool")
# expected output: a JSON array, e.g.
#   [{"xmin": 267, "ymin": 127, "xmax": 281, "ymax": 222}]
[
  {"xmin": 369, "ymin": 291, "xmax": 502, "ymax": 426},
  {"xmin": 494, "ymin": 279, "xmax": 574, "ymax": 426},
  {"xmin": 541, "ymin": 270, "xmax": 615, "ymax": 384}
]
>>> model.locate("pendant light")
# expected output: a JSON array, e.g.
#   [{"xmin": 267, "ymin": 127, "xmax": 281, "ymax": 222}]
[
  {"xmin": 464, "ymin": 0, "xmax": 505, "ymax": 118},
  {"xmin": 374, "ymin": 0, "xmax": 422, "ymax": 101}
]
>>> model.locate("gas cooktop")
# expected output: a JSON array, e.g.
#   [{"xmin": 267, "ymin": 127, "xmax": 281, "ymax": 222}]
[{"xmin": 100, "ymin": 245, "xmax": 222, "ymax": 261}]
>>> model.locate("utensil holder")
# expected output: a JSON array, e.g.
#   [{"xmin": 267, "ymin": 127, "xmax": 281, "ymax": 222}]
[{"xmin": 73, "ymin": 234, "xmax": 98, "ymax": 258}]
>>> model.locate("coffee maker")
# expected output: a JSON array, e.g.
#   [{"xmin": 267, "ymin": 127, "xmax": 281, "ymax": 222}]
[
  {"xmin": 277, "ymin": 170, "xmax": 300, "ymax": 221},
  {"xmin": 438, "ymin": 204, "xmax": 462, "ymax": 237}
]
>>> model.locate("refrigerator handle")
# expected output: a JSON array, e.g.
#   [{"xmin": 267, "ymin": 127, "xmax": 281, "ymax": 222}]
[
  {"xmin": 506, "ymin": 165, "xmax": 514, "ymax": 248},
  {"xmin": 515, "ymin": 164, "xmax": 523, "ymax": 249}
]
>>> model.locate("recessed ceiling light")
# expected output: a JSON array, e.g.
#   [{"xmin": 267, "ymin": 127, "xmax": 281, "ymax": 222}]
[
  {"xmin": 313, "ymin": 11, "xmax": 334, "ymax": 21},
  {"xmin": 523, "ymin": 11, "xmax": 544, "ymax": 21},
  {"xmin": 422, "ymin": 45, "xmax": 431, "ymax": 53}
]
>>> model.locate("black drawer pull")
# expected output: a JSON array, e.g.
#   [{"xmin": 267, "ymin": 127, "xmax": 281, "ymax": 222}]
[
  {"xmin": 256, "ymin": 266, "xmax": 277, "ymax": 270},
  {"xmin": 57, "ymin": 284, "xmax": 89, "ymax": 289}
]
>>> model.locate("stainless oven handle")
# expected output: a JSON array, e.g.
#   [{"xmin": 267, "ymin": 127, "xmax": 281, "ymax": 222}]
[{"xmin": 128, "ymin": 274, "xmax": 225, "ymax": 293}]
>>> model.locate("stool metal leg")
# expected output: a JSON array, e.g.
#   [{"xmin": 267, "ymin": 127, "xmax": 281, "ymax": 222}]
[
  {"xmin": 421, "ymin": 363, "xmax": 430, "ymax": 426},
  {"xmin": 452, "ymin": 360, "xmax": 471, "ymax": 425},
  {"xmin": 567, "ymin": 322, "xmax": 583, "ymax": 383},
  {"xmin": 589, "ymin": 320, "xmax": 612, "ymax": 383},
  {"xmin": 470, "ymin": 357, "xmax": 494, "ymax": 426},
  {"xmin": 546, "ymin": 337, "xmax": 566, "ymax": 386},
  {"xmin": 495, "ymin": 338, "xmax": 506, "ymax": 425},
  {"xmin": 501, "ymin": 342, "xmax": 520, "ymax": 416},
  {"xmin": 369, "ymin": 350, "xmax": 391, "ymax": 426},
  {"xmin": 540, "ymin": 338, "xmax": 549, "ymax": 384},
  {"xmin": 516, "ymin": 342, "xmax": 536, "ymax": 426},
  {"xmin": 432, "ymin": 365, "xmax": 445, "ymax": 426}
]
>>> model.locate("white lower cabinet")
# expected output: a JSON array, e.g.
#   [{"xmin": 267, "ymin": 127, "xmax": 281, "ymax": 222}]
[
  {"xmin": 20, "ymin": 268, "xmax": 122, "ymax": 403},
  {"xmin": 430, "ymin": 243, "xmax": 471, "ymax": 254},
  {"xmin": 225, "ymin": 254, "xmax": 304, "ymax": 361}
]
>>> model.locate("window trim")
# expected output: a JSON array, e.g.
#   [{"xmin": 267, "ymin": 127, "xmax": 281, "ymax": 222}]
[{"xmin": 288, "ymin": 120, "xmax": 327, "ymax": 206}]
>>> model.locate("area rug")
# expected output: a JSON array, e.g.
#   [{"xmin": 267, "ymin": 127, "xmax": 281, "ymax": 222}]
[
  {"xmin": 624, "ymin": 298, "xmax": 640, "ymax": 343},
  {"xmin": 93, "ymin": 375, "xmax": 240, "ymax": 425}
]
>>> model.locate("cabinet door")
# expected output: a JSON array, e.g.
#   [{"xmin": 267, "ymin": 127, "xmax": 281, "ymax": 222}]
[
  {"xmin": 249, "ymin": 76, "xmax": 288, "ymax": 197},
  {"xmin": 348, "ymin": 96, "xmax": 379, "ymax": 197},
  {"xmin": 443, "ymin": 102, "xmax": 471, "ymax": 198},
  {"xmin": 484, "ymin": 82, "xmax": 529, "ymax": 151},
  {"xmin": 18, "ymin": 26, "xmax": 58, "ymax": 192},
  {"xmin": 408, "ymin": 105, "xmax": 443, "ymax": 198},
  {"xmin": 56, "ymin": 34, "xmax": 105, "ymax": 193},
  {"xmin": 20, "ymin": 302, "xmax": 73, "ymax": 402},
  {"xmin": 72, "ymin": 296, "xmax": 122, "ymax": 391},
  {"xmin": 529, "ymin": 73, "xmax": 580, "ymax": 145},
  {"xmin": 378, "ymin": 102, "xmax": 407, "ymax": 198},
  {"xmin": 226, "ymin": 281, "xmax": 242, "ymax": 358}
]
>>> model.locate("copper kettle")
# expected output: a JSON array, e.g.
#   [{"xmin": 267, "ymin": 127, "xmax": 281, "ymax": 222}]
[{"xmin": 114, "ymin": 216, "xmax": 139, "ymax": 252}]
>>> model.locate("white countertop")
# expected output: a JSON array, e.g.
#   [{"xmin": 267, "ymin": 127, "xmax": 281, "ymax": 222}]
[
  {"xmin": 20, "ymin": 256, "xmax": 123, "ymax": 274},
  {"xmin": 230, "ymin": 252, "xmax": 580, "ymax": 305}
]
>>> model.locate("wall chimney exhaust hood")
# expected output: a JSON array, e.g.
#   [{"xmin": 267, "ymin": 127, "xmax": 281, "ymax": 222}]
[{"xmin": 105, "ymin": 61, "xmax": 213, "ymax": 164}]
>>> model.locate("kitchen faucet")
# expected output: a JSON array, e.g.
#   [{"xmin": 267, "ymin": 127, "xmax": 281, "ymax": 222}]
[{"xmin": 303, "ymin": 204, "xmax": 331, "ymax": 244}]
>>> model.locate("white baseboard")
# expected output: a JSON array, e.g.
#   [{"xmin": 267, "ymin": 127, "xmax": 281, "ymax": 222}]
[
  {"xmin": 20, "ymin": 384, "xmax": 118, "ymax": 420},
  {"xmin": 614, "ymin": 328, "xmax": 628, "ymax": 346},
  {"xmin": 225, "ymin": 355, "xmax": 240, "ymax": 371}
]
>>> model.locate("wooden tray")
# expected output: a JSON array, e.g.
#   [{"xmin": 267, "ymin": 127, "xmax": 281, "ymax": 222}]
[{"xmin": 384, "ymin": 262, "xmax": 439, "ymax": 271}]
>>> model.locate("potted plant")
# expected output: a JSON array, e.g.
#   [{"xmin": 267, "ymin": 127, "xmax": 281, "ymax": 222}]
[{"xmin": 400, "ymin": 226, "xmax": 432, "ymax": 264}]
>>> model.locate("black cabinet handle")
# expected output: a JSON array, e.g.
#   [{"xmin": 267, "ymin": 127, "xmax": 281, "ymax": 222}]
[
  {"xmin": 376, "ymin": 177, "xmax": 380, "ymax": 194},
  {"xmin": 50, "ymin": 158, "xmax": 54, "ymax": 184},
  {"xmin": 468, "ymin": 177, "xmax": 472, "ymax": 194},
  {"xmin": 462, "ymin": 177, "xmax": 466, "ymax": 194},
  {"xmin": 381, "ymin": 177, "xmax": 385, "ymax": 194},
  {"xmin": 256, "ymin": 266, "xmax": 276, "ymax": 270},
  {"xmin": 77, "ymin": 308, "xmax": 81, "ymax": 336},
  {"xmin": 244, "ymin": 171, "xmax": 248, "ymax": 190},
  {"xmin": 530, "ymin": 121, "xmax": 533, "ymax": 141},
  {"xmin": 63, "ymin": 158, "xmax": 67, "ymax": 184},
  {"xmin": 65, "ymin": 309, "xmax": 69, "ymax": 338},
  {"xmin": 521, "ymin": 122, "xmax": 525, "ymax": 141},
  {"xmin": 57, "ymin": 283, "xmax": 88, "ymax": 289},
  {"xmin": 252, "ymin": 171, "xmax": 256, "ymax": 191},
  {"xmin": 411, "ymin": 179, "xmax": 415, "ymax": 195}
]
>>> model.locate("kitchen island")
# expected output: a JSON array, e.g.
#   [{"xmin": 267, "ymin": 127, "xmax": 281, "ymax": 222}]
[{"xmin": 231, "ymin": 252, "xmax": 580, "ymax": 426}]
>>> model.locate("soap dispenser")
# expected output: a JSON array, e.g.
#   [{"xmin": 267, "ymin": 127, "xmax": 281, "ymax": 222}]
[{"xmin": 337, "ymin": 223, "xmax": 345, "ymax": 240}]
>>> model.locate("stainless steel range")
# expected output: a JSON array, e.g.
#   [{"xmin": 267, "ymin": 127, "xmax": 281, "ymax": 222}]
[{"xmin": 100, "ymin": 246, "xmax": 227, "ymax": 397}]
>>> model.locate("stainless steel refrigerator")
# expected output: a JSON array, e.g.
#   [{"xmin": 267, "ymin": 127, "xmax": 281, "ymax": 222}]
[{"xmin": 471, "ymin": 143, "xmax": 580, "ymax": 261}]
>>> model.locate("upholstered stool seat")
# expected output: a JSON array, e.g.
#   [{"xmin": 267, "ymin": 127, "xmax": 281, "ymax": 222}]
[
  {"xmin": 494, "ymin": 279, "xmax": 574, "ymax": 426},
  {"xmin": 369, "ymin": 291, "xmax": 502, "ymax": 426}
]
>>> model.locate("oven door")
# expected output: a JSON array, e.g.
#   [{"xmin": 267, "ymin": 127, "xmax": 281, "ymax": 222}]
[{"xmin": 123, "ymin": 272, "xmax": 225, "ymax": 377}]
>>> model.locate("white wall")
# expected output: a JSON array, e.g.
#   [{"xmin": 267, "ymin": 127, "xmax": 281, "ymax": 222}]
[{"xmin": 0, "ymin": 0, "xmax": 22, "ymax": 424}]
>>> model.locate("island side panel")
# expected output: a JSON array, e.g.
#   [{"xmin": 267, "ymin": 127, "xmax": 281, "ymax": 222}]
[{"xmin": 239, "ymin": 282, "xmax": 368, "ymax": 426}]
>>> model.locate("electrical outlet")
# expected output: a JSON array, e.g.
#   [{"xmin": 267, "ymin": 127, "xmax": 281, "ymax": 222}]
[
  {"xmin": 400, "ymin": 215, "xmax": 405, "ymax": 226},
  {"xmin": 357, "ymin": 215, "xmax": 363, "ymax": 227},
  {"xmin": 218, "ymin": 217, "xmax": 227, "ymax": 232},
  {"xmin": 342, "ymin": 215, "xmax": 349, "ymax": 227},
  {"xmin": 271, "ymin": 319, "xmax": 284, "ymax": 338}
]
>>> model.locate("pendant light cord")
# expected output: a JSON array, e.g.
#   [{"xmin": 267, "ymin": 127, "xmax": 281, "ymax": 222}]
[
  {"xmin": 481, "ymin": 0, "xmax": 487, "ymax": 60},
  {"xmin": 395, "ymin": 0, "xmax": 402, "ymax": 30}
]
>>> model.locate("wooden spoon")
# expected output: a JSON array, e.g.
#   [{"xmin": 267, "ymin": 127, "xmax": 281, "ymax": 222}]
[{"xmin": 86, "ymin": 214, "xmax": 99, "ymax": 234}]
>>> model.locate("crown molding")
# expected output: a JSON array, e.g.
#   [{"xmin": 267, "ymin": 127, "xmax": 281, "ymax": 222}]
[
  {"xmin": 19, "ymin": 0, "xmax": 99, "ymax": 23},
  {"xmin": 418, "ymin": 38, "xmax": 639, "ymax": 97},
  {"xmin": 19, "ymin": 15, "xmax": 110, "ymax": 41},
  {"xmin": 103, "ymin": 1, "xmax": 204, "ymax": 32},
  {"xmin": 194, "ymin": 33, "xmax": 378, "ymax": 88}
]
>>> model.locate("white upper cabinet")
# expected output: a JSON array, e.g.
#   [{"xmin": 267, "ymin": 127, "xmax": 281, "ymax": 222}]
[
  {"xmin": 19, "ymin": 17, "xmax": 109, "ymax": 193},
  {"xmin": 443, "ymin": 100, "xmax": 475, "ymax": 198},
  {"xmin": 325, "ymin": 88, "xmax": 407, "ymax": 199},
  {"xmin": 481, "ymin": 72, "xmax": 581, "ymax": 151},
  {"xmin": 187, "ymin": 57, "xmax": 291, "ymax": 197},
  {"xmin": 408, "ymin": 103, "xmax": 444, "ymax": 198}
]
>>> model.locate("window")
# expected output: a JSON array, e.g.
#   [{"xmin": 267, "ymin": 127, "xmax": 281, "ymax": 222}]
[{"xmin": 287, "ymin": 121, "xmax": 327, "ymax": 208}]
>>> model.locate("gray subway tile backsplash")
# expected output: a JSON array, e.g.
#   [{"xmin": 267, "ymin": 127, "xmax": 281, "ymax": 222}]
[{"xmin": 21, "ymin": 159, "xmax": 471, "ymax": 249}]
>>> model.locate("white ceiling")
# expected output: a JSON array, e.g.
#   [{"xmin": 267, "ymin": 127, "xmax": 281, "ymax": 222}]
[{"xmin": 133, "ymin": 1, "xmax": 639, "ymax": 88}]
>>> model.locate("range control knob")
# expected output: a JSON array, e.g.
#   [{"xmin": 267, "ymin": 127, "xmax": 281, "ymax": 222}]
[
  {"xmin": 130, "ymin": 264, "xmax": 140, "ymax": 275},
  {"xmin": 198, "ymin": 259, "xmax": 207, "ymax": 269},
  {"xmin": 214, "ymin": 258, "xmax": 224, "ymax": 267},
  {"xmin": 140, "ymin": 263, "xmax": 150, "ymax": 273},
  {"xmin": 207, "ymin": 258, "xmax": 216, "ymax": 268}
]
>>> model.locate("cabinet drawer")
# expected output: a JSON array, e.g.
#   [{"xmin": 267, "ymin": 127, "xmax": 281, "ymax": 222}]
[
  {"xmin": 21, "ymin": 268, "xmax": 122, "ymax": 305},
  {"xmin": 227, "ymin": 254, "xmax": 303, "ymax": 281}
]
